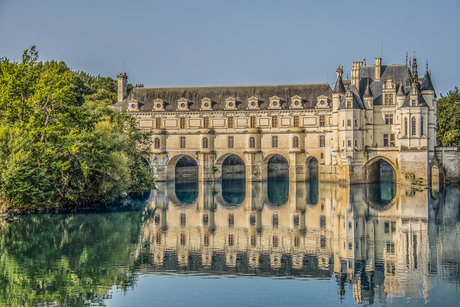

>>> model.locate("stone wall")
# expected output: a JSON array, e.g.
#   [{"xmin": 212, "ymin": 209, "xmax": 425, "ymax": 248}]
[{"xmin": 435, "ymin": 147, "xmax": 460, "ymax": 184}]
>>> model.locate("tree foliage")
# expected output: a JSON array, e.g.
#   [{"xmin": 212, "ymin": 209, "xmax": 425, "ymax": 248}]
[
  {"xmin": 0, "ymin": 46, "xmax": 154, "ymax": 212},
  {"xmin": 437, "ymin": 86, "xmax": 460, "ymax": 146}
]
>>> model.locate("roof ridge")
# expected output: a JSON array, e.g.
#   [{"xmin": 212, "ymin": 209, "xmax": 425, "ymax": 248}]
[{"xmin": 136, "ymin": 82, "xmax": 330, "ymax": 90}]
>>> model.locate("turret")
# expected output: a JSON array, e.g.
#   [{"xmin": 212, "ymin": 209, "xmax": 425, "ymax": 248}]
[
  {"xmin": 363, "ymin": 79, "xmax": 373, "ymax": 108},
  {"xmin": 333, "ymin": 66, "xmax": 345, "ymax": 112},
  {"xmin": 117, "ymin": 72, "xmax": 128, "ymax": 102},
  {"xmin": 396, "ymin": 83, "xmax": 406, "ymax": 107}
]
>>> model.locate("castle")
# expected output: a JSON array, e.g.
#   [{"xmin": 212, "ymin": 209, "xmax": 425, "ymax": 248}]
[{"xmin": 113, "ymin": 56, "xmax": 458, "ymax": 186}]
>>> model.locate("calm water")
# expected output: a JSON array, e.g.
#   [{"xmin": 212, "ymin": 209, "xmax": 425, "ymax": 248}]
[{"xmin": 1, "ymin": 180, "xmax": 459, "ymax": 306}]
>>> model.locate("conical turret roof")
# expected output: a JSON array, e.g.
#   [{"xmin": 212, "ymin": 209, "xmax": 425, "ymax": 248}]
[
  {"xmin": 333, "ymin": 66, "xmax": 346, "ymax": 94},
  {"xmin": 363, "ymin": 79, "xmax": 373, "ymax": 98},
  {"xmin": 421, "ymin": 70, "xmax": 434, "ymax": 91},
  {"xmin": 397, "ymin": 83, "xmax": 405, "ymax": 97}
]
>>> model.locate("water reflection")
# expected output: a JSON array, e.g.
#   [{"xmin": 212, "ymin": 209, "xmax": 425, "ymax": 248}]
[{"xmin": 1, "ymin": 181, "xmax": 460, "ymax": 306}]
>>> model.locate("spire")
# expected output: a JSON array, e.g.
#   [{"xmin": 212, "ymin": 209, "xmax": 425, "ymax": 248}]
[
  {"xmin": 421, "ymin": 69, "xmax": 435, "ymax": 91},
  {"xmin": 364, "ymin": 79, "xmax": 373, "ymax": 98},
  {"xmin": 333, "ymin": 65, "xmax": 345, "ymax": 94},
  {"xmin": 397, "ymin": 83, "xmax": 405, "ymax": 96},
  {"xmin": 411, "ymin": 52, "xmax": 418, "ymax": 85}
]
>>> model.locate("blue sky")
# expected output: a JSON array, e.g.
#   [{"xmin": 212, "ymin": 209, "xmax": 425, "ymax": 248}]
[{"xmin": 1, "ymin": 0, "xmax": 459, "ymax": 96}]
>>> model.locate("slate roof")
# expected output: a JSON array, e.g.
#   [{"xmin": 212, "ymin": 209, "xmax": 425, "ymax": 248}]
[
  {"xmin": 421, "ymin": 70, "xmax": 435, "ymax": 91},
  {"xmin": 338, "ymin": 88, "xmax": 366, "ymax": 110},
  {"xmin": 357, "ymin": 64, "xmax": 412, "ymax": 105},
  {"xmin": 113, "ymin": 83, "xmax": 332, "ymax": 112},
  {"xmin": 402, "ymin": 86, "xmax": 428, "ymax": 107}
]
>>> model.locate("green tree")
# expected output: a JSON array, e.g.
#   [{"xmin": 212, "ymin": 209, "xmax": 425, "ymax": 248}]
[{"xmin": 437, "ymin": 86, "xmax": 460, "ymax": 146}]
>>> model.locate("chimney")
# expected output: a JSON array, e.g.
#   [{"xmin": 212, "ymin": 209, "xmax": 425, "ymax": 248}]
[
  {"xmin": 117, "ymin": 72, "xmax": 128, "ymax": 102},
  {"xmin": 351, "ymin": 61, "xmax": 363, "ymax": 89},
  {"xmin": 374, "ymin": 58, "xmax": 381, "ymax": 81}
]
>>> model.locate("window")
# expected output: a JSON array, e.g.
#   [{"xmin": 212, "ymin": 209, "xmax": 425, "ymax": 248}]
[
  {"xmin": 272, "ymin": 116, "xmax": 278, "ymax": 127},
  {"xmin": 273, "ymin": 236, "xmax": 279, "ymax": 248},
  {"xmin": 154, "ymin": 215, "xmax": 160, "ymax": 225},
  {"xmin": 391, "ymin": 221, "xmax": 396, "ymax": 232},
  {"xmin": 384, "ymin": 134, "xmax": 388, "ymax": 146},
  {"xmin": 180, "ymin": 118, "xmax": 186, "ymax": 129},
  {"xmin": 319, "ymin": 116, "xmax": 325, "ymax": 127},
  {"xmin": 250, "ymin": 214, "xmax": 255, "ymax": 226},
  {"xmin": 251, "ymin": 234, "xmax": 256, "ymax": 246},
  {"xmin": 347, "ymin": 120, "xmax": 351, "ymax": 126},
  {"xmin": 154, "ymin": 138, "xmax": 160, "ymax": 149},
  {"xmin": 249, "ymin": 137, "xmax": 255, "ymax": 148},
  {"xmin": 156, "ymin": 231, "xmax": 162, "ymax": 244},
  {"xmin": 320, "ymin": 236, "xmax": 326, "ymax": 248},
  {"xmin": 228, "ymin": 136, "xmax": 234, "ymax": 148},
  {"xmin": 294, "ymin": 116, "xmax": 299, "ymax": 127},
  {"xmin": 319, "ymin": 135, "xmax": 325, "ymax": 147},
  {"xmin": 180, "ymin": 213, "xmax": 186, "ymax": 226},
  {"xmin": 320, "ymin": 216, "xmax": 326, "ymax": 228},
  {"xmin": 347, "ymin": 140, "xmax": 351, "ymax": 147},
  {"xmin": 412, "ymin": 117, "xmax": 416, "ymax": 136},
  {"xmin": 386, "ymin": 242, "xmax": 395, "ymax": 254},
  {"xmin": 390, "ymin": 134, "xmax": 395, "ymax": 147},
  {"xmin": 420, "ymin": 116, "xmax": 424, "ymax": 136},
  {"xmin": 180, "ymin": 137, "xmax": 186, "ymax": 148},
  {"xmin": 228, "ymin": 234, "xmax": 234, "ymax": 246},
  {"xmin": 272, "ymin": 214, "xmax": 278, "ymax": 227},
  {"xmin": 204, "ymin": 233, "xmax": 209, "ymax": 246},
  {"xmin": 354, "ymin": 119, "xmax": 357, "ymax": 126},
  {"xmin": 228, "ymin": 117, "xmax": 234, "ymax": 128},
  {"xmin": 385, "ymin": 114, "xmax": 393, "ymax": 125},
  {"xmin": 228, "ymin": 213, "xmax": 234, "ymax": 227},
  {"xmin": 272, "ymin": 136, "xmax": 278, "ymax": 148},
  {"xmin": 156, "ymin": 118, "xmax": 161, "ymax": 129},
  {"xmin": 390, "ymin": 95, "xmax": 394, "ymax": 105},
  {"xmin": 250, "ymin": 117, "xmax": 256, "ymax": 128},
  {"xmin": 404, "ymin": 117, "xmax": 408, "ymax": 136},
  {"xmin": 354, "ymin": 140, "xmax": 357, "ymax": 147},
  {"xmin": 292, "ymin": 136, "xmax": 299, "ymax": 148},
  {"xmin": 294, "ymin": 235, "xmax": 300, "ymax": 247},
  {"xmin": 293, "ymin": 215, "xmax": 299, "ymax": 227},
  {"xmin": 202, "ymin": 137, "xmax": 208, "ymax": 148},
  {"xmin": 203, "ymin": 214, "xmax": 208, "ymax": 226},
  {"xmin": 204, "ymin": 117, "xmax": 209, "ymax": 128},
  {"xmin": 384, "ymin": 221, "xmax": 390, "ymax": 233},
  {"xmin": 347, "ymin": 101, "xmax": 351, "ymax": 108},
  {"xmin": 412, "ymin": 99, "xmax": 416, "ymax": 107},
  {"xmin": 320, "ymin": 152, "xmax": 324, "ymax": 159},
  {"xmin": 385, "ymin": 95, "xmax": 389, "ymax": 105}
]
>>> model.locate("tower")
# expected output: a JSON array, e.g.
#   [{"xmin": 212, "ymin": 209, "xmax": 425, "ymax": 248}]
[{"xmin": 117, "ymin": 72, "xmax": 128, "ymax": 102}]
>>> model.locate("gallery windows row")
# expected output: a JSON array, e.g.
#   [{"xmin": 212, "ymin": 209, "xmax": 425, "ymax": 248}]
[
  {"xmin": 153, "ymin": 135, "xmax": 327, "ymax": 149},
  {"xmin": 153, "ymin": 115, "xmax": 328, "ymax": 129}
]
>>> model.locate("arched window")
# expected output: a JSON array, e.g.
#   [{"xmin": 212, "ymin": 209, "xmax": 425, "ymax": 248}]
[
  {"xmin": 420, "ymin": 116, "xmax": 424, "ymax": 136},
  {"xmin": 249, "ymin": 137, "xmax": 255, "ymax": 148},
  {"xmin": 412, "ymin": 117, "xmax": 416, "ymax": 136},
  {"xmin": 293, "ymin": 136, "xmax": 299, "ymax": 148},
  {"xmin": 154, "ymin": 138, "xmax": 160, "ymax": 149},
  {"xmin": 404, "ymin": 117, "xmax": 408, "ymax": 136},
  {"xmin": 202, "ymin": 137, "xmax": 208, "ymax": 149}
]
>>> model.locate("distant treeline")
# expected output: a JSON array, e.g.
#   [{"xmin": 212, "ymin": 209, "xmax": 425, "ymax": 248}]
[{"xmin": 0, "ymin": 46, "xmax": 153, "ymax": 213}]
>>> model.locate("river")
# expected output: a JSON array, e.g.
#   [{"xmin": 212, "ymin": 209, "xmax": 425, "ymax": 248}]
[{"xmin": 0, "ymin": 179, "xmax": 459, "ymax": 306}]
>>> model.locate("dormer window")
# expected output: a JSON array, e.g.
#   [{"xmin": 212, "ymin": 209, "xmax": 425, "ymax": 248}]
[
  {"xmin": 269, "ymin": 96, "xmax": 282, "ymax": 109},
  {"xmin": 177, "ymin": 98, "xmax": 189, "ymax": 111},
  {"xmin": 247, "ymin": 96, "xmax": 259, "ymax": 109},
  {"xmin": 411, "ymin": 99, "xmax": 416, "ymax": 107},
  {"xmin": 128, "ymin": 99, "xmax": 138, "ymax": 112},
  {"xmin": 225, "ymin": 97, "xmax": 237, "ymax": 110},
  {"xmin": 153, "ymin": 98, "xmax": 164, "ymax": 111},
  {"xmin": 290, "ymin": 95, "xmax": 303, "ymax": 109},
  {"xmin": 201, "ymin": 97, "xmax": 212, "ymax": 110},
  {"xmin": 347, "ymin": 101, "xmax": 351, "ymax": 109},
  {"xmin": 316, "ymin": 95, "xmax": 329, "ymax": 109}
]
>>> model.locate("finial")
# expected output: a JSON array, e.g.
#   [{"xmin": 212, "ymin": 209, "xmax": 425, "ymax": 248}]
[
  {"xmin": 406, "ymin": 51, "xmax": 408, "ymax": 66},
  {"xmin": 426, "ymin": 59, "xmax": 429, "ymax": 71},
  {"xmin": 364, "ymin": 58, "xmax": 366, "ymax": 66},
  {"xmin": 336, "ymin": 65, "xmax": 343, "ymax": 78}
]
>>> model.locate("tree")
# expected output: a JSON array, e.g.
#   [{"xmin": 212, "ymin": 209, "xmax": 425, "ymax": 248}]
[{"xmin": 437, "ymin": 86, "xmax": 460, "ymax": 146}]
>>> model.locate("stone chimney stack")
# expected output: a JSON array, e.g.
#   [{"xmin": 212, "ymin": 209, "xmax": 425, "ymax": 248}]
[
  {"xmin": 351, "ymin": 61, "xmax": 363, "ymax": 88},
  {"xmin": 117, "ymin": 72, "xmax": 128, "ymax": 102},
  {"xmin": 374, "ymin": 58, "xmax": 382, "ymax": 81}
]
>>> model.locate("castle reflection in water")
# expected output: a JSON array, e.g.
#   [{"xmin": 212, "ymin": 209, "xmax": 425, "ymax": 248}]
[{"xmin": 137, "ymin": 179, "xmax": 448, "ymax": 305}]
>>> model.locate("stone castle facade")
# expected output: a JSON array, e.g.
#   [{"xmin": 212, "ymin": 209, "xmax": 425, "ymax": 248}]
[{"xmin": 114, "ymin": 56, "xmax": 458, "ymax": 186}]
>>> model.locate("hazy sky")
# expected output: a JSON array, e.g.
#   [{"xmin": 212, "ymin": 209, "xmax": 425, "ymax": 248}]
[{"xmin": 1, "ymin": 0, "xmax": 459, "ymax": 96}]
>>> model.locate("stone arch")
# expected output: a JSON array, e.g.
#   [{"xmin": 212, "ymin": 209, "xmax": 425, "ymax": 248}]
[
  {"xmin": 166, "ymin": 154, "xmax": 198, "ymax": 181},
  {"xmin": 214, "ymin": 153, "xmax": 247, "ymax": 180},
  {"xmin": 365, "ymin": 156, "xmax": 397, "ymax": 183},
  {"xmin": 215, "ymin": 178, "xmax": 246, "ymax": 208},
  {"xmin": 305, "ymin": 156, "xmax": 319, "ymax": 181},
  {"xmin": 261, "ymin": 152, "xmax": 290, "ymax": 180},
  {"xmin": 166, "ymin": 181, "xmax": 198, "ymax": 206},
  {"xmin": 261, "ymin": 180, "xmax": 289, "ymax": 208}
]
